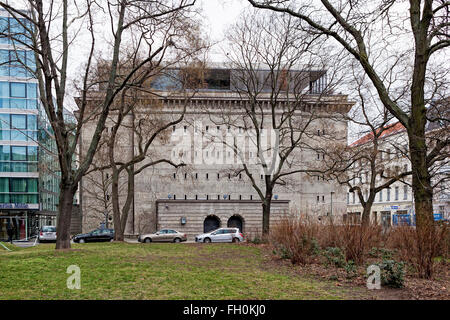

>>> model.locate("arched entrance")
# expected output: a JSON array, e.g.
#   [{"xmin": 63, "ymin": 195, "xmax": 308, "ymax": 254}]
[
  {"xmin": 203, "ymin": 215, "xmax": 220, "ymax": 233},
  {"xmin": 227, "ymin": 215, "xmax": 243, "ymax": 233}
]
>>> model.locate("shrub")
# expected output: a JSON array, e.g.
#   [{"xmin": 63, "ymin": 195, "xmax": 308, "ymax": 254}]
[
  {"xmin": 323, "ymin": 247, "xmax": 346, "ymax": 268},
  {"xmin": 387, "ymin": 223, "xmax": 449, "ymax": 278},
  {"xmin": 336, "ymin": 223, "xmax": 383, "ymax": 264},
  {"xmin": 379, "ymin": 248, "xmax": 395, "ymax": 260},
  {"xmin": 344, "ymin": 260, "xmax": 358, "ymax": 279},
  {"xmin": 377, "ymin": 259, "xmax": 405, "ymax": 288},
  {"xmin": 369, "ymin": 247, "xmax": 380, "ymax": 258},
  {"xmin": 270, "ymin": 215, "xmax": 320, "ymax": 265}
]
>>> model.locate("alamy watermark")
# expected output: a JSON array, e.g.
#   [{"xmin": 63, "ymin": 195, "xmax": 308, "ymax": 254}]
[
  {"xmin": 169, "ymin": 121, "xmax": 281, "ymax": 176},
  {"xmin": 366, "ymin": 265, "xmax": 381, "ymax": 290},
  {"xmin": 66, "ymin": 265, "xmax": 81, "ymax": 290}
]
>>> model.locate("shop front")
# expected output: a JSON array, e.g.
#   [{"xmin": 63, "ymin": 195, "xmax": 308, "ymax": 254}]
[{"xmin": 0, "ymin": 203, "xmax": 56, "ymax": 241}]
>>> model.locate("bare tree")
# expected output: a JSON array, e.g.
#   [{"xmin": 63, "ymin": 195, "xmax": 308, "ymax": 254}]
[
  {"xmin": 204, "ymin": 11, "xmax": 347, "ymax": 236},
  {"xmin": 315, "ymin": 70, "xmax": 413, "ymax": 225},
  {"xmin": 248, "ymin": 0, "xmax": 450, "ymax": 278},
  {"xmin": 89, "ymin": 62, "xmax": 207, "ymax": 241},
  {"xmin": 0, "ymin": 0, "xmax": 198, "ymax": 249}
]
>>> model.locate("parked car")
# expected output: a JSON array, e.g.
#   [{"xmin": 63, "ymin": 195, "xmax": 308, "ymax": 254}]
[
  {"xmin": 138, "ymin": 229, "xmax": 187, "ymax": 243},
  {"xmin": 195, "ymin": 228, "xmax": 244, "ymax": 243},
  {"xmin": 38, "ymin": 225, "xmax": 57, "ymax": 243},
  {"xmin": 72, "ymin": 228, "xmax": 114, "ymax": 243}
]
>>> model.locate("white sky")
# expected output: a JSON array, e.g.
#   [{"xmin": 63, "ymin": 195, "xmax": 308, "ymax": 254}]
[{"xmin": 199, "ymin": 0, "xmax": 249, "ymax": 61}]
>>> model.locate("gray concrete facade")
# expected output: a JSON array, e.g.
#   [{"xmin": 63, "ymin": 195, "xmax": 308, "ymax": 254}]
[{"xmin": 156, "ymin": 199, "xmax": 290, "ymax": 239}]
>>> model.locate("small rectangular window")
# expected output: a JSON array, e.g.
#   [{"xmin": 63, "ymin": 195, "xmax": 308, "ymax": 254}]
[
  {"xmin": 10, "ymin": 82, "xmax": 26, "ymax": 98},
  {"xmin": 11, "ymin": 114, "xmax": 26, "ymax": 129},
  {"xmin": 11, "ymin": 146, "xmax": 26, "ymax": 161}
]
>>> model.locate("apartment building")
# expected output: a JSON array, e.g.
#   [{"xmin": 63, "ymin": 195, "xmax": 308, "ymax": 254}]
[{"xmin": 347, "ymin": 115, "xmax": 449, "ymax": 227}]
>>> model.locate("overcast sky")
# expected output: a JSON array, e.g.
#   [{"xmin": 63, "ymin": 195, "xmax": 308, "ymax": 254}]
[{"xmin": 199, "ymin": 0, "xmax": 249, "ymax": 61}]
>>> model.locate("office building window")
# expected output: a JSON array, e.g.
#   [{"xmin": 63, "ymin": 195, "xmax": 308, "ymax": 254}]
[
  {"xmin": 10, "ymin": 82, "xmax": 26, "ymax": 98},
  {"xmin": 387, "ymin": 188, "xmax": 391, "ymax": 201},
  {"xmin": 11, "ymin": 114, "xmax": 26, "ymax": 129},
  {"xmin": 395, "ymin": 186, "xmax": 399, "ymax": 201},
  {"xmin": 403, "ymin": 185, "xmax": 408, "ymax": 200},
  {"xmin": 11, "ymin": 146, "xmax": 26, "ymax": 161}
]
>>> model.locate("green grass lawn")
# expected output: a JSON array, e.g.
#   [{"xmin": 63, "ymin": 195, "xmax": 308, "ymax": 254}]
[{"xmin": 0, "ymin": 242, "xmax": 367, "ymax": 300}]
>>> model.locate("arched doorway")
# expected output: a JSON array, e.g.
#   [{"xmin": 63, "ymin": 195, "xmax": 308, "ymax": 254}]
[
  {"xmin": 203, "ymin": 215, "xmax": 220, "ymax": 233},
  {"xmin": 227, "ymin": 215, "xmax": 243, "ymax": 233}
]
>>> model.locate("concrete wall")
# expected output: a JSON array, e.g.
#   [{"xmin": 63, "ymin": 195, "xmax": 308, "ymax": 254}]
[
  {"xmin": 156, "ymin": 199, "xmax": 290, "ymax": 240},
  {"xmin": 80, "ymin": 92, "xmax": 353, "ymax": 235}
]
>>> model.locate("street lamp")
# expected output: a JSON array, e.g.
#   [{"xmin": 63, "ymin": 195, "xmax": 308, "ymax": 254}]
[{"xmin": 330, "ymin": 191, "xmax": 335, "ymax": 216}]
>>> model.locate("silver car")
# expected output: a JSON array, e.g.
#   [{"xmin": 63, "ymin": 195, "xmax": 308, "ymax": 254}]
[
  {"xmin": 195, "ymin": 228, "xmax": 245, "ymax": 243},
  {"xmin": 138, "ymin": 229, "xmax": 187, "ymax": 243},
  {"xmin": 38, "ymin": 225, "xmax": 57, "ymax": 242}
]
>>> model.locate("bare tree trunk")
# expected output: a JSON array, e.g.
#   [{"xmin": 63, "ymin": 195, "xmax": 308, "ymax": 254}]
[
  {"xmin": 111, "ymin": 169, "xmax": 124, "ymax": 241},
  {"xmin": 55, "ymin": 183, "xmax": 76, "ymax": 249},
  {"xmin": 361, "ymin": 205, "xmax": 371, "ymax": 226},
  {"xmin": 361, "ymin": 193, "xmax": 376, "ymax": 226},
  {"xmin": 262, "ymin": 189, "xmax": 273, "ymax": 237},
  {"xmin": 409, "ymin": 133, "xmax": 435, "ymax": 278}
]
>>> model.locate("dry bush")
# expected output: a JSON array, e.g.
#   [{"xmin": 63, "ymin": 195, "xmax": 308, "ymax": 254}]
[
  {"xmin": 314, "ymin": 217, "xmax": 383, "ymax": 264},
  {"xmin": 270, "ymin": 215, "xmax": 320, "ymax": 265},
  {"xmin": 333, "ymin": 222, "xmax": 383, "ymax": 265},
  {"xmin": 270, "ymin": 215, "xmax": 383, "ymax": 265},
  {"xmin": 387, "ymin": 222, "xmax": 449, "ymax": 278}
]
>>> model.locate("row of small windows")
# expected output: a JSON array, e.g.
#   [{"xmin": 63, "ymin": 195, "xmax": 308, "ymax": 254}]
[
  {"xmin": 347, "ymin": 186, "xmax": 409, "ymax": 204},
  {"xmin": 0, "ymin": 145, "xmax": 38, "ymax": 162},
  {"xmin": 0, "ymin": 49, "xmax": 36, "ymax": 78},
  {"xmin": 168, "ymin": 194, "xmax": 259, "ymax": 200},
  {"xmin": 0, "ymin": 177, "xmax": 39, "ymax": 204},
  {"xmin": 0, "ymin": 113, "xmax": 38, "ymax": 141},
  {"xmin": 0, "ymin": 17, "xmax": 33, "ymax": 45},
  {"xmin": 351, "ymin": 165, "xmax": 409, "ymax": 185},
  {"xmin": 353, "ymin": 149, "xmax": 409, "ymax": 168},
  {"xmin": 173, "ymin": 150, "xmax": 261, "ymax": 159},
  {"xmin": 173, "ymin": 172, "xmax": 268, "ymax": 181},
  {"xmin": 175, "ymin": 125, "xmax": 245, "ymax": 134},
  {"xmin": 0, "ymin": 113, "xmax": 37, "ymax": 129},
  {"xmin": 173, "ymin": 125, "xmax": 327, "ymax": 136},
  {"xmin": 0, "ymin": 82, "xmax": 38, "ymax": 109}
]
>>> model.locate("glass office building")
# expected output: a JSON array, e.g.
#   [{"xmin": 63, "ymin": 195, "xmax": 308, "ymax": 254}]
[{"xmin": 0, "ymin": 9, "xmax": 57, "ymax": 241}]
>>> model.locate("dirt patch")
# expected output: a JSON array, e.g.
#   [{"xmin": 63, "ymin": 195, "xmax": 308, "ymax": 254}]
[{"xmin": 248, "ymin": 243, "xmax": 450, "ymax": 300}]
